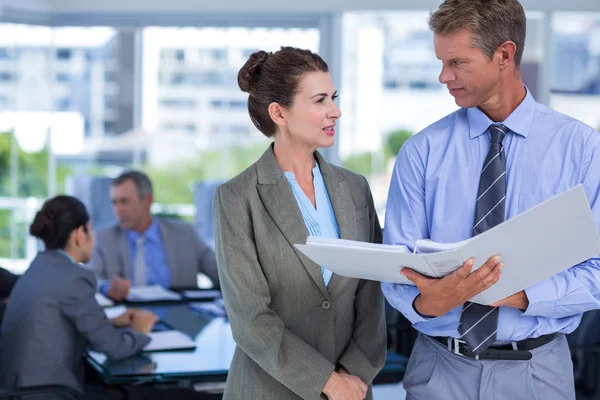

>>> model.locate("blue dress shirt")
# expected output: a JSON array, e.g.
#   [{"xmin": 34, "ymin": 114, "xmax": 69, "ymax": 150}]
[
  {"xmin": 382, "ymin": 88, "xmax": 600, "ymax": 342},
  {"xmin": 284, "ymin": 161, "xmax": 340, "ymax": 286},
  {"xmin": 127, "ymin": 218, "xmax": 170, "ymax": 287}
]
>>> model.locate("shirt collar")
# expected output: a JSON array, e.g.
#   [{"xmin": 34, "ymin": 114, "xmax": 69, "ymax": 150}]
[
  {"xmin": 127, "ymin": 217, "xmax": 160, "ymax": 243},
  {"xmin": 57, "ymin": 248, "xmax": 76, "ymax": 264},
  {"xmin": 467, "ymin": 86, "xmax": 536, "ymax": 139},
  {"xmin": 282, "ymin": 159, "xmax": 321, "ymax": 181}
]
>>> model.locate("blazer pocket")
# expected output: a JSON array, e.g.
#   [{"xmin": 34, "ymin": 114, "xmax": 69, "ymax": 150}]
[{"xmin": 354, "ymin": 206, "xmax": 369, "ymax": 222}]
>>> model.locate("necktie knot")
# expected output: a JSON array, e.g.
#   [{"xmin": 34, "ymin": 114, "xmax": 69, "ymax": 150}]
[{"xmin": 489, "ymin": 124, "xmax": 508, "ymax": 144}]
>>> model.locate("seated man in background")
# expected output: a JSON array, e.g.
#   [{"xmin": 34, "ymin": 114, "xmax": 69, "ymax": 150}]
[
  {"xmin": 0, "ymin": 266, "xmax": 19, "ymax": 324},
  {"xmin": 89, "ymin": 170, "xmax": 219, "ymax": 301}
]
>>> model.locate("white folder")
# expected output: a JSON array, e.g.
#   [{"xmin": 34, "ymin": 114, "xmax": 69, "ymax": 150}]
[{"xmin": 295, "ymin": 185, "xmax": 600, "ymax": 305}]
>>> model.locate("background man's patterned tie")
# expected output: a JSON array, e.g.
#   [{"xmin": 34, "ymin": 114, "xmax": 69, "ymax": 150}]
[{"xmin": 458, "ymin": 123, "xmax": 508, "ymax": 354}]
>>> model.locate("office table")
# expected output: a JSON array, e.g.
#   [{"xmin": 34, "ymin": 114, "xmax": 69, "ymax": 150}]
[
  {"xmin": 87, "ymin": 301, "xmax": 234, "ymax": 394},
  {"xmin": 87, "ymin": 298, "xmax": 405, "ymax": 398}
]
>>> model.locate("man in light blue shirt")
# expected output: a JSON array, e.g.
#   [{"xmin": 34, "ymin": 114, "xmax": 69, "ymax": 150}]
[{"xmin": 382, "ymin": 1, "xmax": 600, "ymax": 399}]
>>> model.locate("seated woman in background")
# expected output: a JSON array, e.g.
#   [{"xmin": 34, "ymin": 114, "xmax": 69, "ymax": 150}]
[
  {"xmin": 0, "ymin": 195, "xmax": 158, "ymax": 399},
  {"xmin": 0, "ymin": 266, "xmax": 19, "ymax": 324}
]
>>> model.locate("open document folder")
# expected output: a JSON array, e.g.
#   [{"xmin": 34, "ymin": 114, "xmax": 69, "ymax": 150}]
[
  {"xmin": 295, "ymin": 185, "xmax": 600, "ymax": 305},
  {"xmin": 126, "ymin": 285, "xmax": 182, "ymax": 302},
  {"xmin": 144, "ymin": 331, "xmax": 196, "ymax": 352}
]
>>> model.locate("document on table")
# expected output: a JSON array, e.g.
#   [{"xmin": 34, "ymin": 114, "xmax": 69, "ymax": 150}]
[
  {"xmin": 295, "ymin": 185, "xmax": 600, "ymax": 305},
  {"xmin": 126, "ymin": 285, "xmax": 182, "ymax": 302},
  {"xmin": 182, "ymin": 290, "xmax": 221, "ymax": 300},
  {"xmin": 144, "ymin": 330, "xmax": 196, "ymax": 352},
  {"xmin": 104, "ymin": 305, "xmax": 127, "ymax": 319},
  {"xmin": 95, "ymin": 292, "xmax": 114, "ymax": 307}
]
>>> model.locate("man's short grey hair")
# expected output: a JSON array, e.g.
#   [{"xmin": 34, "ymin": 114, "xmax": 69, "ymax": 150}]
[{"xmin": 112, "ymin": 170, "xmax": 153, "ymax": 198}]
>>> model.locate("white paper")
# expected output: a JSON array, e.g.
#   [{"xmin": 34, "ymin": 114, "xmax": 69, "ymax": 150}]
[
  {"xmin": 414, "ymin": 238, "xmax": 472, "ymax": 253},
  {"xmin": 95, "ymin": 292, "xmax": 114, "ymax": 307},
  {"xmin": 295, "ymin": 185, "xmax": 600, "ymax": 305},
  {"xmin": 144, "ymin": 330, "xmax": 196, "ymax": 352},
  {"xmin": 104, "ymin": 305, "xmax": 127, "ymax": 320},
  {"xmin": 126, "ymin": 285, "xmax": 182, "ymax": 302},
  {"xmin": 182, "ymin": 290, "xmax": 221, "ymax": 300},
  {"xmin": 189, "ymin": 301, "xmax": 227, "ymax": 317}
]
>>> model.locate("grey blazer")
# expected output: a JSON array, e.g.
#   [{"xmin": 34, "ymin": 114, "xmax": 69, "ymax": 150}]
[
  {"xmin": 89, "ymin": 218, "xmax": 219, "ymax": 288},
  {"xmin": 0, "ymin": 250, "xmax": 150, "ymax": 398},
  {"xmin": 213, "ymin": 146, "xmax": 387, "ymax": 400}
]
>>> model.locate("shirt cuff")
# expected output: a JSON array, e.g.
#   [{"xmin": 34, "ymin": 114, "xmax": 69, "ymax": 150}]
[
  {"xmin": 100, "ymin": 282, "xmax": 111, "ymax": 297},
  {"xmin": 403, "ymin": 288, "xmax": 439, "ymax": 323},
  {"xmin": 523, "ymin": 279, "xmax": 557, "ymax": 317},
  {"xmin": 412, "ymin": 295, "xmax": 437, "ymax": 319}
]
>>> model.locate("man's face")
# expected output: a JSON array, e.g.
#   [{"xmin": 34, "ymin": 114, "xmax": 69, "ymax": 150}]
[
  {"xmin": 434, "ymin": 29, "xmax": 501, "ymax": 109},
  {"xmin": 110, "ymin": 180, "xmax": 151, "ymax": 231}
]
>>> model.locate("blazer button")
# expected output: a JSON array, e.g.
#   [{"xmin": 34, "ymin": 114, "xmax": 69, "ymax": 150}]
[{"xmin": 321, "ymin": 300, "xmax": 331, "ymax": 310}]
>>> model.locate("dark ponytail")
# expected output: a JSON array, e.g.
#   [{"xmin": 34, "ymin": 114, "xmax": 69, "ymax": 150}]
[{"xmin": 30, "ymin": 195, "xmax": 90, "ymax": 250}]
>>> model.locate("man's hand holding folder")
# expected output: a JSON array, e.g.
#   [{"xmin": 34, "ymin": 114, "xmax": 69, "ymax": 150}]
[{"xmin": 402, "ymin": 256, "xmax": 503, "ymax": 317}]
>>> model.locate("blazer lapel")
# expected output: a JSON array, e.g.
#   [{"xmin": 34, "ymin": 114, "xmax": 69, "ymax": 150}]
[
  {"xmin": 315, "ymin": 152, "xmax": 357, "ymax": 293},
  {"xmin": 256, "ymin": 145, "xmax": 329, "ymax": 297},
  {"xmin": 158, "ymin": 219, "xmax": 179, "ymax": 287},
  {"xmin": 117, "ymin": 228, "xmax": 132, "ymax": 279}
]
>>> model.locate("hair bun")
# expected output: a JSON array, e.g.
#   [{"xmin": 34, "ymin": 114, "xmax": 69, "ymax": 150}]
[
  {"xmin": 238, "ymin": 50, "xmax": 271, "ymax": 93},
  {"xmin": 29, "ymin": 211, "xmax": 54, "ymax": 240}
]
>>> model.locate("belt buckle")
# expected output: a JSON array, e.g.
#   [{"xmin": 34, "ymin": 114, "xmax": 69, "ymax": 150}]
[
  {"xmin": 452, "ymin": 338, "xmax": 479, "ymax": 360},
  {"xmin": 452, "ymin": 338, "xmax": 465, "ymax": 355}
]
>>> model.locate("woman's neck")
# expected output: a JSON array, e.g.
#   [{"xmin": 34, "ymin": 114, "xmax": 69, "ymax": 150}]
[{"xmin": 61, "ymin": 247, "xmax": 81, "ymax": 263}]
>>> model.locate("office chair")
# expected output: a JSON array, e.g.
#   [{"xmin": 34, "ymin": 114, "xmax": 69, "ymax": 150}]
[{"xmin": 0, "ymin": 384, "xmax": 82, "ymax": 399}]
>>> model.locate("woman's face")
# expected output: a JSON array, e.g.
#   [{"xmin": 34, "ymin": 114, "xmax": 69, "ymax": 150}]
[
  {"xmin": 78, "ymin": 221, "xmax": 95, "ymax": 264},
  {"xmin": 279, "ymin": 71, "xmax": 341, "ymax": 150}
]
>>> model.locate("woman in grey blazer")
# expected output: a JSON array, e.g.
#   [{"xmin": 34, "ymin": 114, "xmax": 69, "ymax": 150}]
[
  {"xmin": 213, "ymin": 47, "xmax": 387, "ymax": 400},
  {"xmin": 0, "ymin": 196, "xmax": 158, "ymax": 399}
]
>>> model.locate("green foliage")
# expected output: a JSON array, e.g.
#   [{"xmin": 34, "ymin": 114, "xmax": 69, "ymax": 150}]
[
  {"xmin": 146, "ymin": 143, "xmax": 268, "ymax": 205},
  {"xmin": 0, "ymin": 132, "xmax": 72, "ymax": 197},
  {"xmin": 342, "ymin": 152, "xmax": 375, "ymax": 177},
  {"xmin": 384, "ymin": 128, "xmax": 413, "ymax": 159},
  {"xmin": 0, "ymin": 131, "xmax": 72, "ymax": 257}
]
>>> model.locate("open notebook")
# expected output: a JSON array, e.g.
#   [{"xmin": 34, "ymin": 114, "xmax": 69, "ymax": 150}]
[
  {"xmin": 144, "ymin": 331, "xmax": 196, "ymax": 352},
  {"xmin": 295, "ymin": 185, "xmax": 600, "ymax": 305},
  {"xmin": 126, "ymin": 285, "xmax": 182, "ymax": 302}
]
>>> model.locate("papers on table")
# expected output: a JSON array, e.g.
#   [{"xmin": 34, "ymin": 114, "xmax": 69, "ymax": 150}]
[
  {"xmin": 295, "ymin": 185, "xmax": 600, "ymax": 305},
  {"xmin": 104, "ymin": 305, "xmax": 127, "ymax": 320},
  {"xmin": 144, "ymin": 330, "xmax": 196, "ymax": 352},
  {"xmin": 182, "ymin": 290, "xmax": 221, "ymax": 300},
  {"xmin": 95, "ymin": 292, "xmax": 114, "ymax": 307},
  {"xmin": 189, "ymin": 299, "xmax": 227, "ymax": 317},
  {"xmin": 126, "ymin": 285, "xmax": 182, "ymax": 302}
]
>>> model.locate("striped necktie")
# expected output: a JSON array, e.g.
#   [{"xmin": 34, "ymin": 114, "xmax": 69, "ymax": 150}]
[{"xmin": 458, "ymin": 123, "xmax": 508, "ymax": 354}]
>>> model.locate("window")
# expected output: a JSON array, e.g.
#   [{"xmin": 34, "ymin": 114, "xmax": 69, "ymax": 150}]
[
  {"xmin": 141, "ymin": 25, "xmax": 319, "ymax": 208},
  {"xmin": 56, "ymin": 48, "xmax": 72, "ymax": 60},
  {"xmin": 55, "ymin": 97, "xmax": 72, "ymax": 111},
  {"xmin": 159, "ymin": 98, "xmax": 197, "ymax": 108},
  {"xmin": 550, "ymin": 13, "xmax": 600, "ymax": 130},
  {"xmin": 0, "ymin": 48, "xmax": 11, "ymax": 59},
  {"xmin": 56, "ymin": 73, "xmax": 70, "ymax": 83},
  {"xmin": 211, "ymin": 99, "xmax": 247, "ymax": 109},
  {"xmin": 0, "ymin": 72, "xmax": 14, "ymax": 82}
]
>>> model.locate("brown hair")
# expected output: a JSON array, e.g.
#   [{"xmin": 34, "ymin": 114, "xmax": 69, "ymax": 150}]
[
  {"xmin": 428, "ymin": 0, "xmax": 526, "ymax": 67},
  {"xmin": 237, "ymin": 46, "xmax": 329, "ymax": 137}
]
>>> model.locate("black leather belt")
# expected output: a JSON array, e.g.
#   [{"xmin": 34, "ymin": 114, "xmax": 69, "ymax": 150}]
[{"xmin": 429, "ymin": 332, "xmax": 562, "ymax": 360}]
